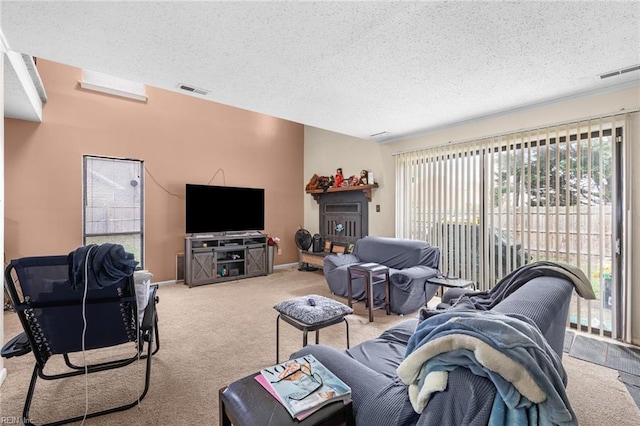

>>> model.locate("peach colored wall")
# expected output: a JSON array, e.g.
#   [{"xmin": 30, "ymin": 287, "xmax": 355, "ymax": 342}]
[{"xmin": 4, "ymin": 60, "xmax": 303, "ymax": 282}]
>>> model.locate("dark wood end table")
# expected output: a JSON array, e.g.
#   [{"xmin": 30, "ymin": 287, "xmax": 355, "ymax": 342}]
[{"xmin": 347, "ymin": 263, "xmax": 390, "ymax": 322}]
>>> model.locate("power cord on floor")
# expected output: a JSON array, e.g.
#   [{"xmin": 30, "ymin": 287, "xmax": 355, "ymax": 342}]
[
  {"xmin": 135, "ymin": 293, "xmax": 142, "ymax": 409},
  {"xmin": 80, "ymin": 246, "xmax": 95, "ymax": 426},
  {"xmin": 79, "ymin": 246, "xmax": 145, "ymax": 422}
]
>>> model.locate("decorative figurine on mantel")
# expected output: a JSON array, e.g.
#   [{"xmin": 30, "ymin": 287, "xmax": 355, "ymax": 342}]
[
  {"xmin": 358, "ymin": 170, "xmax": 369, "ymax": 185},
  {"xmin": 334, "ymin": 168, "xmax": 344, "ymax": 188}
]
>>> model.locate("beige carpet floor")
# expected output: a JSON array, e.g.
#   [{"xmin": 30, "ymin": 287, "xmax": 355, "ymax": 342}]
[{"xmin": 1, "ymin": 267, "xmax": 639, "ymax": 425}]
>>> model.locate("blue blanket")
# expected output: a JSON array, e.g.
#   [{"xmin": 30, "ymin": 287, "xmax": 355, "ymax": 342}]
[
  {"xmin": 68, "ymin": 243, "xmax": 138, "ymax": 290},
  {"xmin": 397, "ymin": 310, "xmax": 577, "ymax": 425},
  {"xmin": 452, "ymin": 261, "xmax": 595, "ymax": 311}
]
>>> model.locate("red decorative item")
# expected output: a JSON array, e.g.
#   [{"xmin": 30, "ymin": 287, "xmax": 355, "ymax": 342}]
[
  {"xmin": 268, "ymin": 236, "xmax": 280, "ymax": 247},
  {"xmin": 334, "ymin": 168, "xmax": 344, "ymax": 188}
]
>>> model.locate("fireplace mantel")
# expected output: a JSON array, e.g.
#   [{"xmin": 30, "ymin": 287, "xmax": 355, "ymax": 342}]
[{"xmin": 305, "ymin": 183, "xmax": 378, "ymax": 203}]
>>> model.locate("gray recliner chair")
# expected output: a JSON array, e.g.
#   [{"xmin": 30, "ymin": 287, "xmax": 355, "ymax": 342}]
[{"xmin": 322, "ymin": 236, "xmax": 441, "ymax": 315}]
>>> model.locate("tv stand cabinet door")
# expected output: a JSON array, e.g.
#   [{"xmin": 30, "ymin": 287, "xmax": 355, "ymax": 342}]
[
  {"xmin": 190, "ymin": 251, "xmax": 216, "ymax": 286},
  {"xmin": 246, "ymin": 246, "xmax": 266, "ymax": 276}
]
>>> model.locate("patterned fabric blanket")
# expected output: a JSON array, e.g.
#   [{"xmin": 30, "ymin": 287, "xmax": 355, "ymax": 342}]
[
  {"xmin": 431, "ymin": 261, "xmax": 595, "ymax": 316},
  {"xmin": 397, "ymin": 310, "xmax": 577, "ymax": 425}
]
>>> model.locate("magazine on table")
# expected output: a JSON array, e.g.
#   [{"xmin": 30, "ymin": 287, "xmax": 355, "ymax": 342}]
[
  {"xmin": 257, "ymin": 354, "xmax": 351, "ymax": 418},
  {"xmin": 255, "ymin": 374, "xmax": 325, "ymax": 421}
]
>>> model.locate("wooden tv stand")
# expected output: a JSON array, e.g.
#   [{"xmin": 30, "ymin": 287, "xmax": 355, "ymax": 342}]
[{"xmin": 185, "ymin": 233, "xmax": 267, "ymax": 287}]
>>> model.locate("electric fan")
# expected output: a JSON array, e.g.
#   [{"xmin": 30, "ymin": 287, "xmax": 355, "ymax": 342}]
[
  {"xmin": 295, "ymin": 229, "xmax": 313, "ymax": 251},
  {"xmin": 295, "ymin": 229, "xmax": 317, "ymax": 271}
]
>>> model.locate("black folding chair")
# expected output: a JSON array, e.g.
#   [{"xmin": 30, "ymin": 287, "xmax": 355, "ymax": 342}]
[{"xmin": 2, "ymin": 254, "xmax": 160, "ymax": 425}]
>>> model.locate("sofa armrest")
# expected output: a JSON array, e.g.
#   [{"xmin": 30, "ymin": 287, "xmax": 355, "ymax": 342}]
[
  {"xmin": 378, "ymin": 318, "xmax": 419, "ymax": 344},
  {"xmin": 292, "ymin": 345, "xmax": 414, "ymax": 425},
  {"xmin": 290, "ymin": 344, "xmax": 393, "ymax": 395},
  {"xmin": 323, "ymin": 253, "xmax": 359, "ymax": 270},
  {"xmin": 415, "ymin": 368, "xmax": 495, "ymax": 426},
  {"xmin": 389, "ymin": 266, "xmax": 439, "ymax": 290},
  {"xmin": 441, "ymin": 288, "xmax": 483, "ymax": 305}
]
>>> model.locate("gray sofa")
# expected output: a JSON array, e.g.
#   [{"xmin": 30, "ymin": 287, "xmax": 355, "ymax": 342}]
[
  {"xmin": 293, "ymin": 264, "xmax": 595, "ymax": 425},
  {"xmin": 323, "ymin": 236, "xmax": 441, "ymax": 315}
]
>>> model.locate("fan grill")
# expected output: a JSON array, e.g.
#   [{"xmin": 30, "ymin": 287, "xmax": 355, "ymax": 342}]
[{"xmin": 295, "ymin": 229, "xmax": 312, "ymax": 251}]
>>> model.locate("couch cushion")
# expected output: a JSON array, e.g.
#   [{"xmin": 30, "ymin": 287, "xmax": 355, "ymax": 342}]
[
  {"xmin": 354, "ymin": 236, "xmax": 440, "ymax": 269},
  {"xmin": 347, "ymin": 319, "xmax": 418, "ymax": 380}
]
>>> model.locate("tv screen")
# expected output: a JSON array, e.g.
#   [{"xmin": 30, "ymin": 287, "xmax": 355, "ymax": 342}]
[{"xmin": 185, "ymin": 184, "xmax": 265, "ymax": 234}]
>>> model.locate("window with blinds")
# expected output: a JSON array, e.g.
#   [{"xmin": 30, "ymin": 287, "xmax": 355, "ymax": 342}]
[
  {"xmin": 83, "ymin": 156, "xmax": 144, "ymax": 267},
  {"xmin": 395, "ymin": 114, "xmax": 629, "ymax": 336}
]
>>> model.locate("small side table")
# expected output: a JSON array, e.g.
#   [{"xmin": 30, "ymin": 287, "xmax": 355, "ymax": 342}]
[
  {"xmin": 219, "ymin": 372, "xmax": 354, "ymax": 426},
  {"xmin": 347, "ymin": 263, "xmax": 390, "ymax": 322},
  {"xmin": 427, "ymin": 276, "xmax": 475, "ymax": 299}
]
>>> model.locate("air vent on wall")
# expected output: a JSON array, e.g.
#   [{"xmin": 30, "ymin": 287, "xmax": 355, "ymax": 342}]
[
  {"xmin": 370, "ymin": 131, "xmax": 391, "ymax": 138},
  {"xmin": 80, "ymin": 69, "xmax": 147, "ymax": 102},
  {"xmin": 599, "ymin": 64, "xmax": 640, "ymax": 79},
  {"xmin": 178, "ymin": 83, "xmax": 209, "ymax": 96}
]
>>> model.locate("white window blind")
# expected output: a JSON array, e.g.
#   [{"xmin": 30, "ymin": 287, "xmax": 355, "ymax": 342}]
[
  {"xmin": 395, "ymin": 113, "xmax": 630, "ymax": 336},
  {"xmin": 83, "ymin": 156, "xmax": 144, "ymax": 266}
]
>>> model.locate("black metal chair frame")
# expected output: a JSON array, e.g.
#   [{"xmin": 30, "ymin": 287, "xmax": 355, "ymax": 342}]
[{"xmin": 2, "ymin": 255, "xmax": 160, "ymax": 426}]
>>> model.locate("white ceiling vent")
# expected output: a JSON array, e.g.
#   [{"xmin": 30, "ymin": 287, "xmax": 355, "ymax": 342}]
[
  {"xmin": 178, "ymin": 84, "xmax": 209, "ymax": 96},
  {"xmin": 370, "ymin": 131, "xmax": 391, "ymax": 139},
  {"xmin": 599, "ymin": 64, "xmax": 640, "ymax": 79}
]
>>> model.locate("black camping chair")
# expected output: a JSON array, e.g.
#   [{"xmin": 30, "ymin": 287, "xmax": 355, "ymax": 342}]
[{"xmin": 2, "ymin": 254, "xmax": 160, "ymax": 425}]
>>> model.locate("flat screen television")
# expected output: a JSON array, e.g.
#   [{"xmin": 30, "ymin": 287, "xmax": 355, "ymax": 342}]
[{"xmin": 185, "ymin": 184, "xmax": 265, "ymax": 234}]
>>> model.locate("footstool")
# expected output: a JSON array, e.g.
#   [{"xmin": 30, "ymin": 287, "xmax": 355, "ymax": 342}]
[{"xmin": 274, "ymin": 294, "xmax": 353, "ymax": 363}]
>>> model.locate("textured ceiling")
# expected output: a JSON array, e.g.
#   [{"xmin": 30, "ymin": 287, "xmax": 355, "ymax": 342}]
[{"xmin": 2, "ymin": 1, "xmax": 640, "ymax": 142}]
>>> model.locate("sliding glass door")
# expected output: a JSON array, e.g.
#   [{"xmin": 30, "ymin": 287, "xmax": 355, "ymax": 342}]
[{"xmin": 395, "ymin": 114, "xmax": 629, "ymax": 337}]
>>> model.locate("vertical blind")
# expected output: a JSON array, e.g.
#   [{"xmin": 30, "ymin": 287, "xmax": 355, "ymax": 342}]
[{"xmin": 395, "ymin": 113, "xmax": 630, "ymax": 337}]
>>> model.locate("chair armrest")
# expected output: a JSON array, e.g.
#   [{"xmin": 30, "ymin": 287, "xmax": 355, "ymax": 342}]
[
  {"xmin": 323, "ymin": 253, "xmax": 359, "ymax": 270},
  {"xmin": 1, "ymin": 332, "xmax": 31, "ymax": 358},
  {"xmin": 141, "ymin": 285, "xmax": 158, "ymax": 331},
  {"xmin": 389, "ymin": 266, "xmax": 438, "ymax": 290},
  {"xmin": 393, "ymin": 265, "xmax": 439, "ymax": 280}
]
